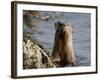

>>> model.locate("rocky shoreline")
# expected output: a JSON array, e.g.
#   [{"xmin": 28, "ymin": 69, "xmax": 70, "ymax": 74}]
[{"xmin": 23, "ymin": 33, "xmax": 56, "ymax": 69}]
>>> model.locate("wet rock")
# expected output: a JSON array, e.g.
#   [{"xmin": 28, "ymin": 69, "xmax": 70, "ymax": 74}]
[
  {"xmin": 23, "ymin": 35, "xmax": 56, "ymax": 69},
  {"xmin": 35, "ymin": 15, "xmax": 50, "ymax": 21}
]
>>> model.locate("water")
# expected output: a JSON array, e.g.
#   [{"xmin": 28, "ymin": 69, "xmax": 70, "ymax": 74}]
[{"xmin": 23, "ymin": 11, "xmax": 91, "ymax": 66}]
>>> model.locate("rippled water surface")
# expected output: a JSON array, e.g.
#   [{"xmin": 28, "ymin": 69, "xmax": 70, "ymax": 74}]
[{"xmin": 23, "ymin": 11, "xmax": 91, "ymax": 66}]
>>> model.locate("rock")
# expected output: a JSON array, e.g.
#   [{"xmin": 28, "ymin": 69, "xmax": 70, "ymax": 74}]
[
  {"xmin": 23, "ymin": 35, "xmax": 56, "ymax": 69},
  {"xmin": 35, "ymin": 15, "xmax": 50, "ymax": 21}
]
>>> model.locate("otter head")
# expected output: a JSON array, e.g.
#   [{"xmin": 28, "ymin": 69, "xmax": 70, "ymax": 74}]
[{"xmin": 54, "ymin": 21, "xmax": 73, "ymax": 40}]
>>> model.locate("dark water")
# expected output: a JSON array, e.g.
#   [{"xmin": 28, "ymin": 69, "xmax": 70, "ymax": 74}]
[{"xmin": 23, "ymin": 11, "xmax": 91, "ymax": 66}]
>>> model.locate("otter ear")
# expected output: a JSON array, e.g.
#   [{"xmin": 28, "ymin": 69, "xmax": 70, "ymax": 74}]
[
  {"xmin": 71, "ymin": 25, "xmax": 73, "ymax": 32},
  {"xmin": 67, "ymin": 23, "xmax": 73, "ymax": 32},
  {"xmin": 66, "ymin": 22, "xmax": 73, "ymax": 32}
]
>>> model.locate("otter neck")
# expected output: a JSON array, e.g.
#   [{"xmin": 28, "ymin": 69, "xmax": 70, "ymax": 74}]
[{"xmin": 64, "ymin": 33, "xmax": 73, "ymax": 47}]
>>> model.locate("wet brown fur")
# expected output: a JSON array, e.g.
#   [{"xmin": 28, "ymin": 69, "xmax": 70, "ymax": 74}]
[{"xmin": 51, "ymin": 21, "xmax": 76, "ymax": 67}]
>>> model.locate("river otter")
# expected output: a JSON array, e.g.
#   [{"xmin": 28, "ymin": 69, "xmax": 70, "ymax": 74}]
[{"xmin": 51, "ymin": 21, "xmax": 76, "ymax": 67}]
